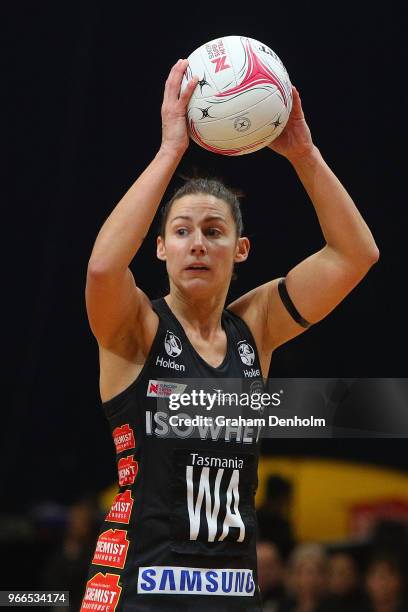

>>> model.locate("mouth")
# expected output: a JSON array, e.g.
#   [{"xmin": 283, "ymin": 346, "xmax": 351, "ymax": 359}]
[{"xmin": 185, "ymin": 265, "xmax": 210, "ymax": 271}]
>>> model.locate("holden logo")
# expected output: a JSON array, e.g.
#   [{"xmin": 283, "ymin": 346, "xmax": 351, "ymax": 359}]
[
  {"xmin": 164, "ymin": 331, "xmax": 182, "ymax": 357},
  {"xmin": 237, "ymin": 340, "xmax": 255, "ymax": 366}
]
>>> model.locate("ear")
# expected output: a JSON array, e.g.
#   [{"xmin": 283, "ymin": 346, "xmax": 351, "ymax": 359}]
[
  {"xmin": 157, "ymin": 235, "xmax": 167, "ymax": 261},
  {"xmin": 234, "ymin": 237, "xmax": 250, "ymax": 263}
]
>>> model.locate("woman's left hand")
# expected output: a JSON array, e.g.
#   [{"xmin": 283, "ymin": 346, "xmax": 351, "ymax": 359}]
[{"xmin": 268, "ymin": 86, "xmax": 315, "ymax": 162}]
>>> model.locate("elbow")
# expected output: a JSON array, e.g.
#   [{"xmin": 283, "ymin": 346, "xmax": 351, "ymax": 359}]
[
  {"xmin": 353, "ymin": 245, "xmax": 380, "ymax": 280},
  {"xmin": 358, "ymin": 238, "xmax": 380, "ymax": 269},
  {"xmin": 340, "ymin": 245, "xmax": 380, "ymax": 283},
  {"xmin": 371, "ymin": 245, "xmax": 380, "ymax": 264},
  {"xmin": 366, "ymin": 244, "xmax": 380, "ymax": 267},
  {"xmin": 87, "ymin": 259, "xmax": 130, "ymax": 287},
  {"xmin": 87, "ymin": 259, "xmax": 109, "ymax": 279},
  {"xmin": 87, "ymin": 258, "xmax": 120, "ymax": 281}
]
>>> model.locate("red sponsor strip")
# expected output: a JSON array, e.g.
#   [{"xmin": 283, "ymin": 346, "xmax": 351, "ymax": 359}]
[
  {"xmin": 106, "ymin": 489, "xmax": 134, "ymax": 524},
  {"xmin": 92, "ymin": 529, "xmax": 129, "ymax": 569},
  {"xmin": 118, "ymin": 455, "xmax": 138, "ymax": 487},
  {"xmin": 112, "ymin": 423, "xmax": 135, "ymax": 453},
  {"xmin": 81, "ymin": 572, "xmax": 122, "ymax": 612}
]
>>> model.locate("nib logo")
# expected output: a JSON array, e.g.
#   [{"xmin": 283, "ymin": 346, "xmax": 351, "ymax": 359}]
[{"xmin": 211, "ymin": 55, "xmax": 231, "ymax": 73}]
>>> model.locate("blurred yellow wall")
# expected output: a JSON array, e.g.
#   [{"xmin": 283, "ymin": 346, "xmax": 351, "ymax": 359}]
[{"xmin": 257, "ymin": 457, "xmax": 408, "ymax": 542}]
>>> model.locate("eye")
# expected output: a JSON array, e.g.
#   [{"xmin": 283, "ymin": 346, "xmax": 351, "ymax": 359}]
[
  {"xmin": 176, "ymin": 228, "xmax": 188, "ymax": 236},
  {"xmin": 206, "ymin": 228, "xmax": 221, "ymax": 237}
]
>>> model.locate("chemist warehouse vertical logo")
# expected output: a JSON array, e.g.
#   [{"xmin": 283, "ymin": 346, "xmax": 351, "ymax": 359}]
[
  {"xmin": 156, "ymin": 331, "xmax": 186, "ymax": 372},
  {"xmin": 92, "ymin": 529, "xmax": 129, "ymax": 570},
  {"xmin": 105, "ymin": 490, "xmax": 134, "ymax": 524},
  {"xmin": 117, "ymin": 456, "xmax": 138, "ymax": 487},
  {"xmin": 81, "ymin": 572, "xmax": 121, "ymax": 611},
  {"xmin": 112, "ymin": 424, "xmax": 135, "ymax": 454}
]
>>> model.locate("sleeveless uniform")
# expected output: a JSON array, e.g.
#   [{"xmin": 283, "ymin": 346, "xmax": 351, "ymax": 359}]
[{"xmin": 81, "ymin": 298, "xmax": 265, "ymax": 611}]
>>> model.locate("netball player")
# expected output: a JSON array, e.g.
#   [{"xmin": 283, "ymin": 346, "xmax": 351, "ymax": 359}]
[{"xmin": 81, "ymin": 59, "xmax": 379, "ymax": 611}]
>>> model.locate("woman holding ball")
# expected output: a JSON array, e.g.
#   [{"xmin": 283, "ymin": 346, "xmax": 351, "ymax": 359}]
[{"xmin": 81, "ymin": 58, "xmax": 378, "ymax": 611}]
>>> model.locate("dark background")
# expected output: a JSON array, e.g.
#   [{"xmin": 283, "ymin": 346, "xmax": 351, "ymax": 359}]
[{"xmin": 3, "ymin": 2, "xmax": 405, "ymax": 512}]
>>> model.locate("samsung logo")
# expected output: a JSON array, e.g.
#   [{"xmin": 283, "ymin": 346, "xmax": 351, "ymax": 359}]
[{"xmin": 137, "ymin": 566, "xmax": 255, "ymax": 596}]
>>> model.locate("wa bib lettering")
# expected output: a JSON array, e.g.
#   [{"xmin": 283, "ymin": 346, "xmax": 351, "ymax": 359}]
[{"xmin": 170, "ymin": 449, "xmax": 256, "ymax": 556}]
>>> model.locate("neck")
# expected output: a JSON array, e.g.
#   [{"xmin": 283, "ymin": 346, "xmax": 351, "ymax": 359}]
[
  {"xmin": 297, "ymin": 596, "xmax": 320, "ymax": 612},
  {"xmin": 374, "ymin": 598, "xmax": 400, "ymax": 612},
  {"xmin": 165, "ymin": 288, "xmax": 227, "ymax": 335}
]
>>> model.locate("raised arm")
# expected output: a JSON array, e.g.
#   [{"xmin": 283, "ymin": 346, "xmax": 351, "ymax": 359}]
[
  {"xmin": 230, "ymin": 86, "xmax": 379, "ymax": 352},
  {"xmin": 86, "ymin": 60, "xmax": 198, "ymax": 349}
]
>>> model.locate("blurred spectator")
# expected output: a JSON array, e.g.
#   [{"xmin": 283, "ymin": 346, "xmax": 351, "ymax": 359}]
[
  {"xmin": 327, "ymin": 551, "xmax": 360, "ymax": 595},
  {"xmin": 41, "ymin": 496, "xmax": 100, "ymax": 610},
  {"xmin": 257, "ymin": 474, "xmax": 296, "ymax": 561},
  {"xmin": 257, "ymin": 540, "xmax": 286, "ymax": 611},
  {"xmin": 319, "ymin": 550, "xmax": 367, "ymax": 611},
  {"xmin": 364, "ymin": 552, "xmax": 408, "ymax": 612},
  {"xmin": 278, "ymin": 543, "xmax": 328, "ymax": 612},
  {"xmin": 371, "ymin": 520, "xmax": 408, "ymax": 570}
]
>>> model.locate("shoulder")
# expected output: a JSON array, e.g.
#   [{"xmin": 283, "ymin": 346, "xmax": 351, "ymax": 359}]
[
  {"xmin": 228, "ymin": 276, "xmax": 314, "ymax": 353},
  {"xmin": 227, "ymin": 279, "xmax": 280, "ymax": 351}
]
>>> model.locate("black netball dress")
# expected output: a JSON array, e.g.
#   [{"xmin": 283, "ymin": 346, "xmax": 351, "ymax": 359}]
[{"xmin": 80, "ymin": 298, "xmax": 265, "ymax": 611}]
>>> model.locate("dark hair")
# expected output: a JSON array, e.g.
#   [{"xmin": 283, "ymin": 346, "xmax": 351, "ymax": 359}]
[
  {"xmin": 266, "ymin": 474, "xmax": 293, "ymax": 501},
  {"xmin": 159, "ymin": 177, "xmax": 244, "ymax": 238},
  {"xmin": 366, "ymin": 552, "xmax": 405, "ymax": 577}
]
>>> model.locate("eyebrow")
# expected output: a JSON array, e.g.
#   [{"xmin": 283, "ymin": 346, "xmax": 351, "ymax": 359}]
[{"xmin": 170, "ymin": 215, "xmax": 227, "ymax": 224}]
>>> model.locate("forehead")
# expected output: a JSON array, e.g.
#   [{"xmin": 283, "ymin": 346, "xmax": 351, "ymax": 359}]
[
  {"xmin": 330, "ymin": 554, "xmax": 354, "ymax": 567},
  {"xmin": 295, "ymin": 556, "xmax": 324, "ymax": 570},
  {"xmin": 169, "ymin": 193, "xmax": 231, "ymax": 220}
]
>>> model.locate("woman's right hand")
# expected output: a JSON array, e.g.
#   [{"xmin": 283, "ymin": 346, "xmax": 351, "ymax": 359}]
[{"xmin": 160, "ymin": 59, "xmax": 198, "ymax": 156}]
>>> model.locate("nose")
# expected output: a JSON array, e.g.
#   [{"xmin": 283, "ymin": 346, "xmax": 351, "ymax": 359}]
[{"xmin": 190, "ymin": 229, "xmax": 207, "ymax": 255}]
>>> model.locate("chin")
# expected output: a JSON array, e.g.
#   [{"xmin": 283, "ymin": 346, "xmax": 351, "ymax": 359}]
[
  {"xmin": 185, "ymin": 278, "xmax": 213, "ymax": 290},
  {"xmin": 180, "ymin": 277, "xmax": 219, "ymax": 297}
]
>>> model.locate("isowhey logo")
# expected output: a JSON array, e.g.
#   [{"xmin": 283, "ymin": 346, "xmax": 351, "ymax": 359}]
[
  {"xmin": 237, "ymin": 341, "xmax": 255, "ymax": 366},
  {"xmin": 105, "ymin": 490, "xmax": 134, "ymax": 524},
  {"xmin": 81, "ymin": 572, "xmax": 122, "ymax": 611},
  {"xmin": 145, "ymin": 410, "xmax": 263, "ymax": 443},
  {"xmin": 147, "ymin": 380, "xmax": 187, "ymax": 398},
  {"xmin": 165, "ymin": 331, "xmax": 182, "ymax": 357},
  {"xmin": 137, "ymin": 566, "xmax": 255, "ymax": 596}
]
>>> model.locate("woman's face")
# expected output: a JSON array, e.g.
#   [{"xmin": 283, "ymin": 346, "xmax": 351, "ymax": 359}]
[
  {"xmin": 292, "ymin": 557, "xmax": 327, "ymax": 599},
  {"xmin": 157, "ymin": 193, "xmax": 249, "ymax": 298},
  {"xmin": 327, "ymin": 553, "xmax": 359, "ymax": 595},
  {"xmin": 366, "ymin": 561, "xmax": 403, "ymax": 605}
]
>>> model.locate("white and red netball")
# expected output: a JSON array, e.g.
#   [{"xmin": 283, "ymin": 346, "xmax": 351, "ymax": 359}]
[{"xmin": 181, "ymin": 36, "xmax": 293, "ymax": 156}]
